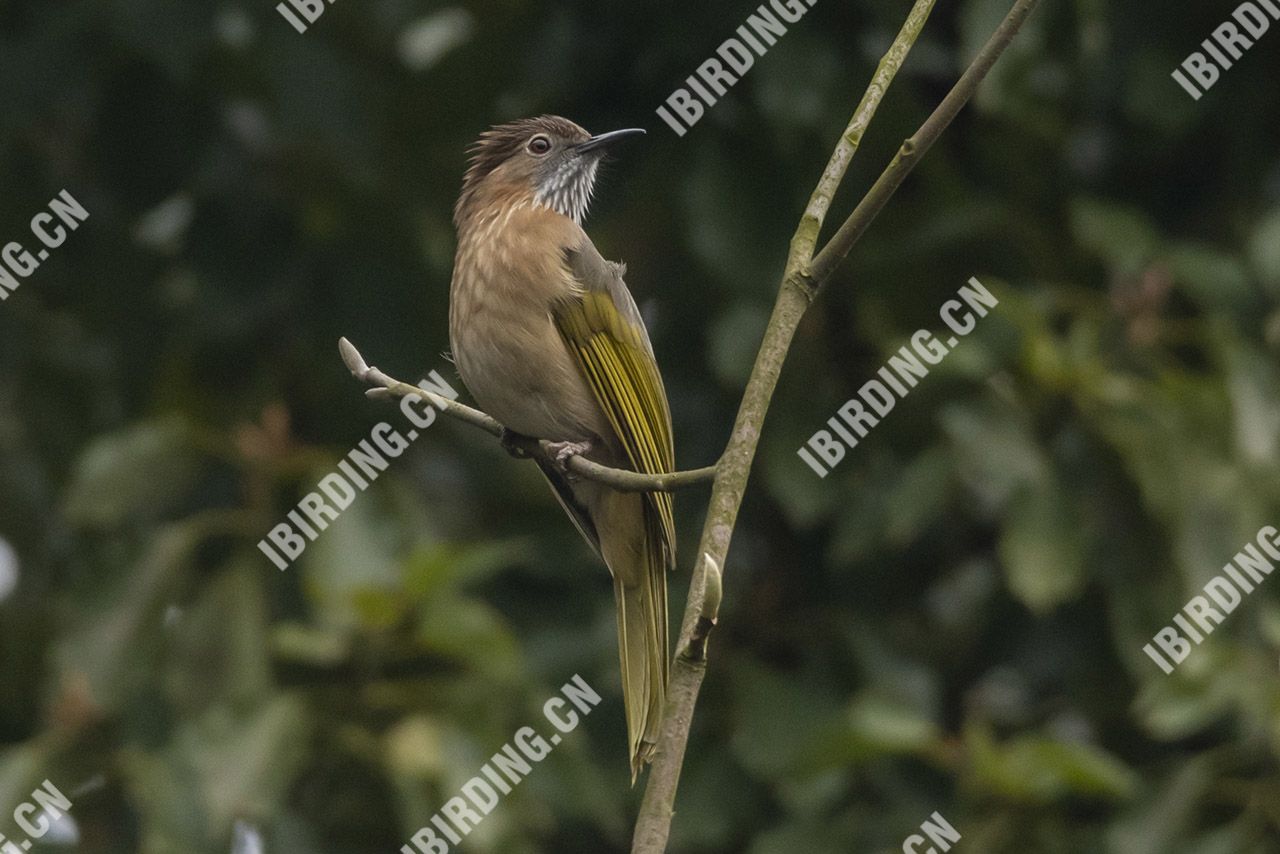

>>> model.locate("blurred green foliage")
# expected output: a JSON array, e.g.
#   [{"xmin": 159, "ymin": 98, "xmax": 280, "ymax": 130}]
[{"xmin": 2, "ymin": 0, "xmax": 1280, "ymax": 851}]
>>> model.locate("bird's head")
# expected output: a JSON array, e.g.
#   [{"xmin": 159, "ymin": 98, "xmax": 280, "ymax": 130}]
[{"xmin": 455, "ymin": 115, "xmax": 645, "ymax": 226}]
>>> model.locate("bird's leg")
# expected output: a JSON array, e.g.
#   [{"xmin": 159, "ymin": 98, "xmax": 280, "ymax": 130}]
[
  {"xmin": 545, "ymin": 437, "xmax": 595, "ymax": 473},
  {"xmin": 499, "ymin": 427, "xmax": 534, "ymax": 459}
]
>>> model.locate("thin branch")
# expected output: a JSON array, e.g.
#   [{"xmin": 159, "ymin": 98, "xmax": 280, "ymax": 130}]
[
  {"xmin": 808, "ymin": 0, "xmax": 1040, "ymax": 287},
  {"xmin": 790, "ymin": 0, "xmax": 937, "ymax": 269},
  {"xmin": 631, "ymin": 554, "xmax": 720, "ymax": 852},
  {"xmin": 338, "ymin": 338, "xmax": 718, "ymax": 494},
  {"xmin": 340, "ymin": 338, "xmax": 504, "ymax": 434},
  {"xmin": 631, "ymin": 1, "xmax": 1041, "ymax": 851},
  {"xmin": 632, "ymin": 3, "xmax": 937, "ymax": 848}
]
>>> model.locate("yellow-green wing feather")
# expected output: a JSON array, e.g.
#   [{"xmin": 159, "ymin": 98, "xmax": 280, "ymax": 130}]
[
  {"xmin": 552, "ymin": 250, "xmax": 676, "ymax": 565},
  {"xmin": 554, "ymin": 243, "xmax": 675, "ymax": 780}
]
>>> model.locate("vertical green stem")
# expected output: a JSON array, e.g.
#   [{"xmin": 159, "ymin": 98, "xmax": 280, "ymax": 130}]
[{"xmin": 630, "ymin": 1, "xmax": 1041, "ymax": 850}]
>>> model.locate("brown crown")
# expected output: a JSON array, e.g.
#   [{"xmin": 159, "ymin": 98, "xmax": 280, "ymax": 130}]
[{"xmin": 461, "ymin": 115, "xmax": 589, "ymax": 192}]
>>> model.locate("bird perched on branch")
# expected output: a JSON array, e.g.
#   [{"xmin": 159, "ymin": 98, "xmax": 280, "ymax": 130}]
[{"xmin": 448, "ymin": 116, "xmax": 675, "ymax": 781}]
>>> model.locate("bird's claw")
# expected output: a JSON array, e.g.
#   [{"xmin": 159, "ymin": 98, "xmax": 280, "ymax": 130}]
[
  {"xmin": 500, "ymin": 428, "xmax": 532, "ymax": 459},
  {"xmin": 545, "ymin": 439, "xmax": 593, "ymax": 473}
]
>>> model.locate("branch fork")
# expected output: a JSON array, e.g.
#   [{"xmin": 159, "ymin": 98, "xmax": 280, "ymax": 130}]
[{"xmin": 634, "ymin": 2, "xmax": 1040, "ymax": 850}]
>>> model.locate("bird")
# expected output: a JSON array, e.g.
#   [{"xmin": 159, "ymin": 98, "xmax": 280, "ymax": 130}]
[{"xmin": 447, "ymin": 116, "xmax": 675, "ymax": 781}]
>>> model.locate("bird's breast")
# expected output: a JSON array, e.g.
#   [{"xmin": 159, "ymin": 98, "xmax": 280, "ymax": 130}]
[{"xmin": 449, "ymin": 207, "xmax": 606, "ymax": 443}]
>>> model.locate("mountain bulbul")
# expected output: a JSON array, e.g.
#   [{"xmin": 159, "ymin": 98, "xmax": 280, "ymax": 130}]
[{"xmin": 448, "ymin": 116, "xmax": 675, "ymax": 780}]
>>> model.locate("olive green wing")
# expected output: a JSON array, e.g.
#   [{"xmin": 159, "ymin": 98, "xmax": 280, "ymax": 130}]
[{"xmin": 553, "ymin": 242, "xmax": 676, "ymax": 568}]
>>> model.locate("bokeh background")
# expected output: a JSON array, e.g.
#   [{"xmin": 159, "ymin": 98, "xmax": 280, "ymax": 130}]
[{"xmin": 3, "ymin": 0, "xmax": 1280, "ymax": 851}]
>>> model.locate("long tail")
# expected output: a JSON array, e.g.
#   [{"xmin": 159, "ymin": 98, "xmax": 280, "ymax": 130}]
[
  {"xmin": 596, "ymin": 489, "xmax": 669, "ymax": 782},
  {"xmin": 615, "ymin": 568, "xmax": 667, "ymax": 780}
]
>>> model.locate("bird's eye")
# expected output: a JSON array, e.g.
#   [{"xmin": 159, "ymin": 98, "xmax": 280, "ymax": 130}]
[{"xmin": 527, "ymin": 135, "xmax": 552, "ymax": 155}]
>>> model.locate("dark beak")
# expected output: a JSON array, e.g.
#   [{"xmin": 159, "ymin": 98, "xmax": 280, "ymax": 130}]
[{"xmin": 575, "ymin": 127, "xmax": 646, "ymax": 155}]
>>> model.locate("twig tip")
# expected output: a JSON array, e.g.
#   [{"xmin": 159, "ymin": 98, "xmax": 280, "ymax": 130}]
[
  {"xmin": 339, "ymin": 337, "xmax": 369, "ymax": 377},
  {"xmin": 700, "ymin": 553, "xmax": 723, "ymax": 623}
]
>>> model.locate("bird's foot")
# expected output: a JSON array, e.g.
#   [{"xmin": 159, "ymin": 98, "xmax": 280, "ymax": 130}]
[
  {"xmin": 545, "ymin": 438, "xmax": 594, "ymax": 473},
  {"xmin": 500, "ymin": 427, "xmax": 534, "ymax": 459}
]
